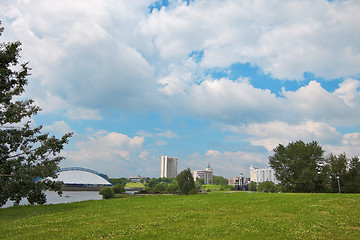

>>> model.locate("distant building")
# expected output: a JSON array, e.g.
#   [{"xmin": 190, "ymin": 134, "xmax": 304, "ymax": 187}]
[
  {"xmin": 229, "ymin": 174, "xmax": 245, "ymax": 186},
  {"xmin": 161, "ymin": 156, "xmax": 178, "ymax": 178},
  {"xmin": 193, "ymin": 164, "xmax": 213, "ymax": 184},
  {"xmin": 129, "ymin": 175, "xmax": 141, "ymax": 183},
  {"xmin": 250, "ymin": 165, "xmax": 279, "ymax": 184},
  {"xmin": 228, "ymin": 173, "xmax": 250, "ymax": 191}
]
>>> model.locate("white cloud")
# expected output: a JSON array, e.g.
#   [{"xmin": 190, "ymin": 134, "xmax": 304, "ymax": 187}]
[
  {"xmin": 63, "ymin": 131, "xmax": 144, "ymax": 163},
  {"xmin": 241, "ymin": 120, "xmax": 342, "ymax": 151},
  {"xmin": 44, "ymin": 121, "xmax": 72, "ymax": 135},
  {"xmin": 334, "ymin": 79, "xmax": 360, "ymax": 108},
  {"xmin": 155, "ymin": 140, "xmax": 167, "ymax": 146},
  {"xmin": 139, "ymin": 150, "xmax": 149, "ymax": 160},
  {"xmin": 144, "ymin": 0, "xmax": 360, "ymax": 80},
  {"xmin": 205, "ymin": 149, "xmax": 221, "ymax": 158},
  {"xmin": 179, "ymin": 78, "xmax": 283, "ymax": 124},
  {"xmin": 65, "ymin": 107, "xmax": 102, "ymax": 121},
  {"xmin": 157, "ymin": 129, "xmax": 178, "ymax": 138}
]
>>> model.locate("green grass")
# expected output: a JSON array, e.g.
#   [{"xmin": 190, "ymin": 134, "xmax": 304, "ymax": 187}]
[
  {"xmin": 202, "ymin": 184, "xmax": 221, "ymax": 190},
  {"xmin": 1, "ymin": 192, "xmax": 359, "ymax": 239},
  {"xmin": 125, "ymin": 182, "xmax": 145, "ymax": 188}
]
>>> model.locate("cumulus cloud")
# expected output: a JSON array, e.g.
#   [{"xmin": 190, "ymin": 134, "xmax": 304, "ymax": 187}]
[
  {"xmin": 144, "ymin": 0, "xmax": 360, "ymax": 80},
  {"xmin": 2, "ymin": 0, "xmax": 360, "ymax": 177},
  {"xmin": 44, "ymin": 121, "xmax": 72, "ymax": 135},
  {"xmin": 65, "ymin": 107, "xmax": 102, "ymax": 121},
  {"xmin": 2, "ymin": 0, "xmax": 359, "ymax": 116},
  {"xmin": 240, "ymin": 120, "xmax": 342, "ymax": 151},
  {"xmin": 157, "ymin": 129, "xmax": 178, "ymax": 138},
  {"xmin": 63, "ymin": 131, "xmax": 144, "ymax": 163}
]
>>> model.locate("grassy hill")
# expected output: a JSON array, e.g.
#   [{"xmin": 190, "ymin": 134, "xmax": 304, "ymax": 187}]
[{"xmin": 1, "ymin": 192, "xmax": 359, "ymax": 239}]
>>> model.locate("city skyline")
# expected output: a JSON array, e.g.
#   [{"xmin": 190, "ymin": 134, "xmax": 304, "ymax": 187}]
[{"xmin": 1, "ymin": 0, "xmax": 359, "ymax": 178}]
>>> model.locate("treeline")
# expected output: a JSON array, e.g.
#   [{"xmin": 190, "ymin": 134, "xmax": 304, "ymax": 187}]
[{"xmin": 269, "ymin": 140, "xmax": 360, "ymax": 193}]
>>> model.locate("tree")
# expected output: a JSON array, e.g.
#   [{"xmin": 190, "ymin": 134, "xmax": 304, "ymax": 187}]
[
  {"xmin": 99, "ymin": 187, "xmax": 114, "ymax": 199},
  {"xmin": 325, "ymin": 153, "xmax": 348, "ymax": 193},
  {"xmin": 112, "ymin": 183, "xmax": 126, "ymax": 194},
  {"xmin": 176, "ymin": 168, "xmax": 196, "ymax": 195},
  {"xmin": 342, "ymin": 157, "xmax": 360, "ymax": 193},
  {"xmin": 249, "ymin": 181, "xmax": 257, "ymax": 191},
  {"xmin": 195, "ymin": 178, "xmax": 204, "ymax": 186},
  {"xmin": 167, "ymin": 182, "xmax": 179, "ymax": 194},
  {"xmin": 0, "ymin": 22, "xmax": 72, "ymax": 206},
  {"xmin": 155, "ymin": 182, "xmax": 167, "ymax": 192},
  {"xmin": 257, "ymin": 181, "xmax": 278, "ymax": 193},
  {"xmin": 212, "ymin": 175, "xmax": 228, "ymax": 185},
  {"xmin": 109, "ymin": 177, "xmax": 128, "ymax": 186},
  {"xmin": 269, "ymin": 141, "xmax": 325, "ymax": 193}
]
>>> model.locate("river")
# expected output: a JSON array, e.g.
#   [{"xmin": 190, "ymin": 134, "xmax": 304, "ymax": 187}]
[{"xmin": 2, "ymin": 191, "xmax": 103, "ymax": 208}]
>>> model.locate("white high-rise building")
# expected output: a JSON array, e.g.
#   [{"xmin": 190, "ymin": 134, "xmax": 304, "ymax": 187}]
[
  {"xmin": 250, "ymin": 165, "xmax": 279, "ymax": 184},
  {"xmin": 161, "ymin": 156, "xmax": 178, "ymax": 178},
  {"xmin": 193, "ymin": 164, "xmax": 213, "ymax": 184}
]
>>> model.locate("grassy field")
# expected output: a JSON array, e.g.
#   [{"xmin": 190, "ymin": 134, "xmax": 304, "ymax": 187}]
[
  {"xmin": 1, "ymin": 192, "xmax": 359, "ymax": 239},
  {"xmin": 125, "ymin": 182, "xmax": 145, "ymax": 188},
  {"xmin": 202, "ymin": 184, "xmax": 221, "ymax": 190}
]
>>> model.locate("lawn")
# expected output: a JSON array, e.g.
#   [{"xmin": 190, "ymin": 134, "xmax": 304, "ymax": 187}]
[
  {"xmin": 202, "ymin": 184, "xmax": 222, "ymax": 190},
  {"xmin": 1, "ymin": 192, "xmax": 359, "ymax": 239},
  {"xmin": 125, "ymin": 182, "xmax": 145, "ymax": 188}
]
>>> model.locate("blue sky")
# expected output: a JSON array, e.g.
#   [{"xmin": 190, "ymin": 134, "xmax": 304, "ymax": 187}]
[{"xmin": 1, "ymin": 0, "xmax": 360, "ymax": 178}]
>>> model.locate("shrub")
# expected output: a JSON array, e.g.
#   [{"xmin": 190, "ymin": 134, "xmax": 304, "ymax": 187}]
[
  {"xmin": 99, "ymin": 187, "xmax": 114, "ymax": 199},
  {"xmin": 257, "ymin": 181, "xmax": 279, "ymax": 193},
  {"xmin": 167, "ymin": 183, "xmax": 179, "ymax": 194},
  {"xmin": 176, "ymin": 168, "xmax": 196, "ymax": 195},
  {"xmin": 112, "ymin": 184, "xmax": 126, "ymax": 194},
  {"xmin": 155, "ymin": 182, "xmax": 167, "ymax": 192}
]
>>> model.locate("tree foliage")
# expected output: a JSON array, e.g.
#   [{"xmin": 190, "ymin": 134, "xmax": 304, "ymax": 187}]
[
  {"xmin": 212, "ymin": 175, "xmax": 228, "ymax": 185},
  {"xmin": 269, "ymin": 140, "xmax": 360, "ymax": 193},
  {"xmin": 109, "ymin": 177, "xmax": 129, "ymax": 186},
  {"xmin": 269, "ymin": 141, "xmax": 325, "ymax": 193},
  {"xmin": 249, "ymin": 181, "xmax": 257, "ymax": 191},
  {"xmin": 99, "ymin": 187, "xmax": 114, "ymax": 199},
  {"xmin": 0, "ymin": 22, "xmax": 72, "ymax": 206},
  {"xmin": 176, "ymin": 168, "xmax": 196, "ymax": 195},
  {"xmin": 112, "ymin": 183, "xmax": 126, "ymax": 194},
  {"xmin": 257, "ymin": 181, "xmax": 279, "ymax": 193},
  {"xmin": 325, "ymin": 154, "xmax": 360, "ymax": 193}
]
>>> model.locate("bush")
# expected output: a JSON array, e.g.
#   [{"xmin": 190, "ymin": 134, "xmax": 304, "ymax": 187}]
[
  {"xmin": 155, "ymin": 182, "xmax": 167, "ymax": 192},
  {"xmin": 99, "ymin": 187, "xmax": 114, "ymax": 199},
  {"xmin": 112, "ymin": 184, "xmax": 126, "ymax": 194},
  {"xmin": 249, "ymin": 181, "xmax": 257, "ymax": 191},
  {"xmin": 176, "ymin": 168, "xmax": 196, "ymax": 195},
  {"xmin": 167, "ymin": 183, "xmax": 179, "ymax": 194},
  {"xmin": 257, "ymin": 181, "xmax": 279, "ymax": 193}
]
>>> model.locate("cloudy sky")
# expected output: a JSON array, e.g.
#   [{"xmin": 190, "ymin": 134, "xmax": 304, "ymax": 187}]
[{"xmin": 1, "ymin": 0, "xmax": 360, "ymax": 178}]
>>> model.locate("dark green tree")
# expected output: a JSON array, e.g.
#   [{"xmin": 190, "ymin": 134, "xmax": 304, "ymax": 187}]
[
  {"xmin": 212, "ymin": 175, "xmax": 228, "ymax": 185},
  {"xmin": 99, "ymin": 187, "xmax": 114, "ymax": 199},
  {"xmin": 249, "ymin": 181, "xmax": 257, "ymax": 191},
  {"xmin": 257, "ymin": 181, "xmax": 278, "ymax": 193},
  {"xmin": 176, "ymin": 168, "xmax": 196, "ymax": 195},
  {"xmin": 195, "ymin": 178, "xmax": 204, "ymax": 185},
  {"xmin": 109, "ymin": 177, "xmax": 128, "ymax": 186},
  {"xmin": 269, "ymin": 140, "xmax": 325, "ymax": 192},
  {"xmin": 155, "ymin": 182, "xmax": 168, "ymax": 192},
  {"xmin": 0, "ymin": 22, "xmax": 72, "ymax": 206},
  {"xmin": 167, "ymin": 182, "xmax": 179, "ymax": 194},
  {"xmin": 342, "ymin": 157, "xmax": 360, "ymax": 193},
  {"xmin": 112, "ymin": 183, "xmax": 126, "ymax": 194},
  {"xmin": 325, "ymin": 153, "xmax": 348, "ymax": 193}
]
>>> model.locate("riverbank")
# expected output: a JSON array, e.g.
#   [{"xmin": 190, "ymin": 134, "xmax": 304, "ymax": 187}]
[{"xmin": 1, "ymin": 192, "xmax": 359, "ymax": 239}]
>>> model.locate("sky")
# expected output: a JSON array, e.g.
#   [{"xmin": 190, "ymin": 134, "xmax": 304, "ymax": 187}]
[{"xmin": 1, "ymin": 0, "xmax": 360, "ymax": 178}]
